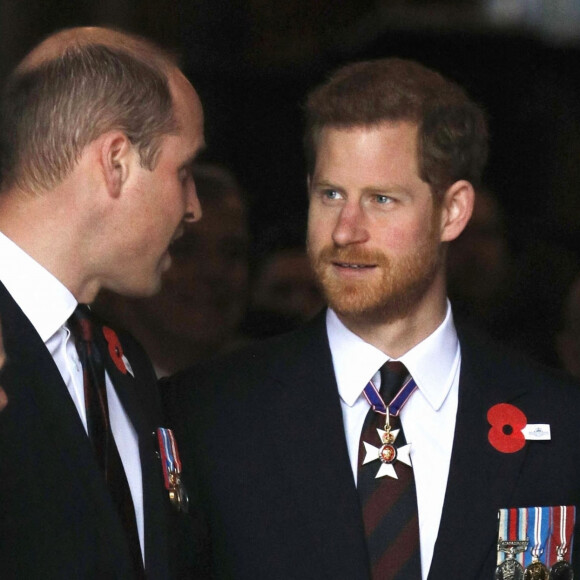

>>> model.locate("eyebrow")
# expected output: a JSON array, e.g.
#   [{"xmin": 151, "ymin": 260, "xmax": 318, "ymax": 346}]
[
  {"xmin": 311, "ymin": 179, "xmax": 410, "ymax": 196},
  {"xmin": 310, "ymin": 179, "xmax": 346, "ymax": 193},
  {"xmin": 361, "ymin": 185, "xmax": 409, "ymax": 196}
]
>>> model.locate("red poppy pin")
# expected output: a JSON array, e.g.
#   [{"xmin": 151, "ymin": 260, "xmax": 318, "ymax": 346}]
[
  {"xmin": 102, "ymin": 327, "xmax": 128, "ymax": 375},
  {"xmin": 487, "ymin": 403, "xmax": 527, "ymax": 453}
]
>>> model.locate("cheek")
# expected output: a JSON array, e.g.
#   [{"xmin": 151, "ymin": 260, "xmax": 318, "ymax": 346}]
[
  {"xmin": 376, "ymin": 210, "xmax": 437, "ymax": 254},
  {"xmin": 374, "ymin": 222, "xmax": 420, "ymax": 254},
  {"xmin": 307, "ymin": 209, "xmax": 331, "ymax": 248},
  {"xmin": 155, "ymin": 179, "xmax": 183, "ymax": 217}
]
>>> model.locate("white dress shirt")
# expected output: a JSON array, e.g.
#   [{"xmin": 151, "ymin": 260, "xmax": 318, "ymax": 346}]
[
  {"xmin": 327, "ymin": 304, "xmax": 460, "ymax": 579},
  {"xmin": 0, "ymin": 231, "xmax": 145, "ymax": 561}
]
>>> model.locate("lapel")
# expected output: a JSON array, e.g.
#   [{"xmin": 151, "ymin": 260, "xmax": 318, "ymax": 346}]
[
  {"xmin": 266, "ymin": 312, "xmax": 370, "ymax": 579},
  {"xmin": 428, "ymin": 327, "xmax": 530, "ymax": 580},
  {"xmin": 93, "ymin": 322, "xmax": 169, "ymax": 578},
  {"xmin": 94, "ymin": 323, "xmax": 149, "ymax": 440},
  {"xmin": 0, "ymin": 282, "xmax": 130, "ymax": 564},
  {"xmin": 0, "ymin": 283, "xmax": 88, "ymax": 445}
]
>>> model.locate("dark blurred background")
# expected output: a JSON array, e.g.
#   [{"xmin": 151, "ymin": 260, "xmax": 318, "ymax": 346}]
[{"xmin": 3, "ymin": 0, "xmax": 580, "ymax": 368}]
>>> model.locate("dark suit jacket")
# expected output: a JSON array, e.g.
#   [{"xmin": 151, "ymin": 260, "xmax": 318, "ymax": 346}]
[
  {"xmin": 0, "ymin": 281, "xmax": 203, "ymax": 579},
  {"xmin": 165, "ymin": 310, "xmax": 580, "ymax": 580}
]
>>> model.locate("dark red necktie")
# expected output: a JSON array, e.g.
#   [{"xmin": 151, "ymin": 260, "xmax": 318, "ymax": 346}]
[
  {"xmin": 68, "ymin": 305, "xmax": 144, "ymax": 578},
  {"xmin": 357, "ymin": 361, "xmax": 422, "ymax": 579}
]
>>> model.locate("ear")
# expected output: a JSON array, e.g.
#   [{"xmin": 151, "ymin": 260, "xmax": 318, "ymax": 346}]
[
  {"xmin": 98, "ymin": 132, "xmax": 135, "ymax": 198},
  {"xmin": 438, "ymin": 180, "xmax": 475, "ymax": 242}
]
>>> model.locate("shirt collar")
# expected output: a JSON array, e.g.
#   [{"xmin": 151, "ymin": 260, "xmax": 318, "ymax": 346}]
[
  {"xmin": 327, "ymin": 302, "xmax": 460, "ymax": 412},
  {"xmin": 0, "ymin": 231, "xmax": 78, "ymax": 342}
]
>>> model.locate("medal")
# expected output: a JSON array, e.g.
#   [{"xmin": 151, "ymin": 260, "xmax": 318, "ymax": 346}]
[
  {"xmin": 496, "ymin": 558, "xmax": 524, "ymax": 580},
  {"xmin": 167, "ymin": 470, "xmax": 189, "ymax": 512},
  {"xmin": 496, "ymin": 540, "xmax": 529, "ymax": 580},
  {"xmin": 361, "ymin": 424, "xmax": 412, "ymax": 479},
  {"xmin": 524, "ymin": 507, "xmax": 550, "ymax": 580},
  {"xmin": 360, "ymin": 372, "xmax": 417, "ymax": 479},
  {"xmin": 157, "ymin": 428, "xmax": 189, "ymax": 513},
  {"xmin": 550, "ymin": 559, "xmax": 574, "ymax": 580},
  {"xmin": 525, "ymin": 560, "xmax": 549, "ymax": 580},
  {"xmin": 499, "ymin": 506, "xmax": 576, "ymax": 580},
  {"xmin": 497, "ymin": 508, "xmax": 529, "ymax": 579},
  {"xmin": 549, "ymin": 506, "xmax": 575, "ymax": 580}
]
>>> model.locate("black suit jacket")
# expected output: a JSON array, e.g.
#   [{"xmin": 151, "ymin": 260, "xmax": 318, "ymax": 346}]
[
  {"xmin": 0, "ymin": 281, "xmax": 202, "ymax": 579},
  {"xmin": 165, "ymin": 311, "xmax": 580, "ymax": 580}
]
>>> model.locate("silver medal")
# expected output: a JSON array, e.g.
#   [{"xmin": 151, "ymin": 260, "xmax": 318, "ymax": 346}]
[{"xmin": 496, "ymin": 540, "xmax": 529, "ymax": 580}]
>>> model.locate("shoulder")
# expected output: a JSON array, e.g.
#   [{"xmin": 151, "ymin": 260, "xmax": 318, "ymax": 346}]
[
  {"xmin": 457, "ymin": 323, "xmax": 580, "ymax": 407},
  {"xmin": 162, "ymin": 313, "xmax": 330, "ymax": 426},
  {"xmin": 0, "ymin": 280, "xmax": 30, "ymax": 341},
  {"xmin": 170, "ymin": 312, "xmax": 328, "ymax": 391}
]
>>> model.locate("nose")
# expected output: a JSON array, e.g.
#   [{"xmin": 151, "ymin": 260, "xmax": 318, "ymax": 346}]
[
  {"xmin": 332, "ymin": 201, "xmax": 369, "ymax": 247},
  {"xmin": 184, "ymin": 178, "xmax": 203, "ymax": 223}
]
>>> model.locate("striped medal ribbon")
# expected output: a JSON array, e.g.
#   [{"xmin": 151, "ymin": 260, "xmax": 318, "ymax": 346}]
[
  {"xmin": 548, "ymin": 506, "xmax": 575, "ymax": 580},
  {"xmin": 157, "ymin": 428, "xmax": 189, "ymax": 513},
  {"xmin": 496, "ymin": 508, "xmax": 529, "ymax": 580},
  {"xmin": 524, "ymin": 506, "xmax": 550, "ymax": 579}
]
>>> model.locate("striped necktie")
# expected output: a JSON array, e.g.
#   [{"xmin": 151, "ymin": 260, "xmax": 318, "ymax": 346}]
[
  {"xmin": 68, "ymin": 305, "xmax": 144, "ymax": 578},
  {"xmin": 357, "ymin": 361, "xmax": 422, "ymax": 579}
]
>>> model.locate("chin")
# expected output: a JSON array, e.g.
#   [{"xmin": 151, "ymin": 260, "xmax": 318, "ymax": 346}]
[
  {"xmin": 331, "ymin": 297, "xmax": 415, "ymax": 326},
  {"xmin": 324, "ymin": 270, "xmax": 439, "ymax": 325}
]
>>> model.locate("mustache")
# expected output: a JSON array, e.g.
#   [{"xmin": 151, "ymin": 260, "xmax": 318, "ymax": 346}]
[{"xmin": 313, "ymin": 245, "xmax": 389, "ymax": 267}]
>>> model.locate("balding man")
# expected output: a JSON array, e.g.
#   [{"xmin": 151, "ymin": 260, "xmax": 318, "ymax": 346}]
[{"xmin": 0, "ymin": 27, "xmax": 206, "ymax": 578}]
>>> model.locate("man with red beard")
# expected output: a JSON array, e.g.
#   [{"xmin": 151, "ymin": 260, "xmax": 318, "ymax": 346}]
[{"xmin": 165, "ymin": 59, "xmax": 580, "ymax": 580}]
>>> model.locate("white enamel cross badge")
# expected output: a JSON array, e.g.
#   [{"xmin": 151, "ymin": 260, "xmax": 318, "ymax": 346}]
[{"xmin": 362, "ymin": 427, "xmax": 413, "ymax": 479}]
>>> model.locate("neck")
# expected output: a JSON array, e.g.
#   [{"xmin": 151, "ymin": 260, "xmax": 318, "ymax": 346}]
[
  {"xmin": 0, "ymin": 184, "xmax": 101, "ymax": 304},
  {"xmin": 336, "ymin": 291, "xmax": 448, "ymax": 359}
]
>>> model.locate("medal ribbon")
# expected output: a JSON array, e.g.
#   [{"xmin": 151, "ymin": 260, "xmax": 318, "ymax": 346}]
[
  {"xmin": 157, "ymin": 427, "xmax": 183, "ymax": 490},
  {"xmin": 497, "ymin": 508, "xmax": 508, "ymax": 565},
  {"xmin": 362, "ymin": 372, "xmax": 417, "ymax": 417},
  {"xmin": 497, "ymin": 507, "xmax": 528, "ymax": 566},
  {"xmin": 548, "ymin": 505, "xmax": 575, "ymax": 565},
  {"xmin": 524, "ymin": 506, "xmax": 550, "ymax": 567}
]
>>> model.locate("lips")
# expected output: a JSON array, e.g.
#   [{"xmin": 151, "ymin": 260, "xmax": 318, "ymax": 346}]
[
  {"xmin": 310, "ymin": 245, "xmax": 387, "ymax": 276},
  {"xmin": 334, "ymin": 262, "xmax": 375, "ymax": 269}
]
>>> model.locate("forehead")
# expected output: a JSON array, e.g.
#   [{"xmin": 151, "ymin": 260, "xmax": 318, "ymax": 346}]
[{"xmin": 313, "ymin": 122, "xmax": 420, "ymax": 179}]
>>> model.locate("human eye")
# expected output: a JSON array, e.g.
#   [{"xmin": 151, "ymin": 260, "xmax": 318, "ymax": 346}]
[
  {"xmin": 375, "ymin": 194, "xmax": 393, "ymax": 205},
  {"xmin": 322, "ymin": 188, "xmax": 343, "ymax": 201}
]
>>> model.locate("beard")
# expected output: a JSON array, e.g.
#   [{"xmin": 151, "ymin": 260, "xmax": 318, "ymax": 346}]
[{"xmin": 308, "ymin": 232, "xmax": 443, "ymax": 325}]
